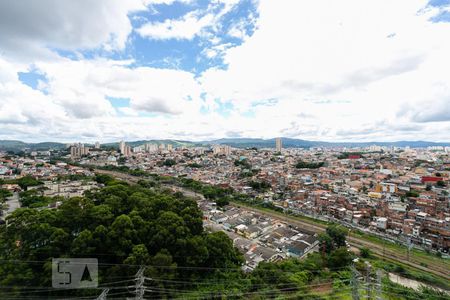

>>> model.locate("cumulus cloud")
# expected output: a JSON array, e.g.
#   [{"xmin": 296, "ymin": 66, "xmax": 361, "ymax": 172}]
[
  {"xmin": 0, "ymin": 0, "xmax": 148, "ymax": 61},
  {"xmin": 199, "ymin": 0, "xmax": 450, "ymax": 141}
]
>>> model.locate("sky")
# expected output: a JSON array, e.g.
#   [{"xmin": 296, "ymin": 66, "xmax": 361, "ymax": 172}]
[{"xmin": 0, "ymin": 0, "xmax": 450, "ymax": 143}]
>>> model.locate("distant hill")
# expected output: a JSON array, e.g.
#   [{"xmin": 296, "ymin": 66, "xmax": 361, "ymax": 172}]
[
  {"xmin": 1, "ymin": 138, "xmax": 449, "ymax": 152},
  {"xmin": 0, "ymin": 140, "xmax": 65, "ymax": 152},
  {"xmin": 202, "ymin": 138, "xmax": 450, "ymax": 149}
]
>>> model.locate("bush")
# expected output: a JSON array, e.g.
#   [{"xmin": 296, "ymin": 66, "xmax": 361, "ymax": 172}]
[{"xmin": 360, "ymin": 247, "xmax": 371, "ymax": 258}]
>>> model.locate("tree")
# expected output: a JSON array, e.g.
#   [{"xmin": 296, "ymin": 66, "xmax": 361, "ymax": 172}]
[
  {"xmin": 0, "ymin": 189, "xmax": 13, "ymax": 202},
  {"xmin": 327, "ymin": 247, "xmax": 353, "ymax": 269},
  {"xmin": 215, "ymin": 197, "xmax": 230, "ymax": 207},
  {"xmin": 124, "ymin": 244, "xmax": 151, "ymax": 266},
  {"xmin": 436, "ymin": 180, "xmax": 446, "ymax": 187},
  {"xmin": 319, "ymin": 233, "xmax": 335, "ymax": 254},
  {"xmin": 360, "ymin": 247, "xmax": 371, "ymax": 258},
  {"xmin": 204, "ymin": 232, "xmax": 244, "ymax": 268},
  {"xmin": 108, "ymin": 214, "xmax": 136, "ymax": 257},
  {"xmin": 162, "ymin": 159, "xmax": 176, "ymax": 167},
  {"xmin": 248, "ymin": 180, "xmax": 271, "ymax": 191},
  {"xmin": 326, "ymin": 225, "xmax": 348, "ymax": 248},
  {"xmin": 71, "ymin": 229, "xmax": 96, "ymax": 256},
  {"xmin": 295, "ymin": 161, "xmax": 324, "ymax": 169},
  {"xmin": 17, "ymin": 176, "xmax": 42, "ymax": 190},
  {"xmin": 94, "ymin": 174, "xmax": 114, "ymax": 185}
]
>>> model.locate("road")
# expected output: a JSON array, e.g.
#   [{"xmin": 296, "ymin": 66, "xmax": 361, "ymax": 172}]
[
  {"xmin": 94, "ymin": 169, "xmax": 450, "ymax": 281},
  {"xmin": 1, "ymin": 192, "xmax": 20, "ymax": 220}
]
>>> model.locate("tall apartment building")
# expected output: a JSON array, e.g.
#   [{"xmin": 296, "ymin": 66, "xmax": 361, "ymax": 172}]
[
  {"xmin": 124, "ymin": 145, "xmax": 132, "ymax": 157},
  {"xmin": 70, "ymin": 143, "xmax": 89, "ymax": 158},
  {"xmin": 275, "ymin": 137, "xmax": 282, "ymax": 152},
  {"xmin": 145, "ymin": 143, "xmax": 158, "ymax": 152},
  {"xmin": 94, "ymin": 141, "xmax": 100, "ymax": 149},
  {"xmin": 119, "ymin": 141, "xmax": 126, "ymax": 154},
  {"xmin": 213, "ymin": 145, "xmax": 231, "ymax": 156}
]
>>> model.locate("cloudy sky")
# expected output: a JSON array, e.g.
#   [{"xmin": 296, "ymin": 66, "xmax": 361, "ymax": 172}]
[{"xmin": 1, "ymin": 0, "xmax": 450, "ymax": 143}]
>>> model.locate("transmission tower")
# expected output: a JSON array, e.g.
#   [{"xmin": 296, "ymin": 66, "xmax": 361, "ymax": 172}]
[
  {"xmin": 375, "ymin": 270, "xmax": 383, "ymax": 300},
  {"xmin": 96, "ymin": 288, "xmax": 109, "ymax": 300},
  {"xmin": 406, "ymin": 238, "xmax": 413, "ymax": 262},
  {"xmin": 351, "ymin": 264, "xmax": 360, "ymax": 300},
  {"xmin": 365, "ymin": 262, "xmax": 372, "ymax": 300},
  {"xmin": 134, "ymin": 266, "xmax": 146, "ymax": 300}
]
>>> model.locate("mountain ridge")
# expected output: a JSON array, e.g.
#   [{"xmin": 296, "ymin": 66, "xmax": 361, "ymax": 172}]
[{"xmin": 1, "ymin": 138, "xmax": 450, "ymax": 151}]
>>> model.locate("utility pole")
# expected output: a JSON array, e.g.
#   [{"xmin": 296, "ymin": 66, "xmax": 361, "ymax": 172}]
[
  {"xmin": 406, "ymin": 238, "xmax": 412, "ymax": 262},
  {"xmin": 96, "ymin": 288, "xmax": 109, "ymax": 300},
  {"xmin": 135, "ymin": 266, "xmax": 146, "ymax": 300},
  {"xmin": 375, "ymin": 270, "xmax": 383, "ymax": 300},
  {"xmin": 351, "ymin": 264, "xmax": 360, "ymax": 300},
  {"xmin": 365, "ymin": 262, "xmax": 372, "ymax": 300}
]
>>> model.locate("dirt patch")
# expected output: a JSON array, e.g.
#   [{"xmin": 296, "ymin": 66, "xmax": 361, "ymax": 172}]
[{"xmin": 310, "ymin": 281, "xmax": 333, "ymax": 294}]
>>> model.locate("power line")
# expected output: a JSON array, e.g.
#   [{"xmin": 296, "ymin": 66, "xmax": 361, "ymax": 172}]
[{"xmin": 95, "ymin": 288, "xmax": 109, "ymax": 300}]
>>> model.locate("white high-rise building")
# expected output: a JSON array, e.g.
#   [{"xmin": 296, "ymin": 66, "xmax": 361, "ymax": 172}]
[
  {"xmin": 70, "ymin": 143, "xmax": 90, "ymax": 158},
  {"xmin": 275, "ymin": 137, "xmax": 282, "ymax": 152},
  {"xmin": 124, "ymin": 145, "xmax": 132, "ymax": 157},
  {"xmin": 95, "ymin": 141, "xmax": 100, "ymax": 149},
  {"xmin": 119, "ymin": 141, "xmax": 126, "ymax": 154},
  {"xmin": 167, "ymin": 144, "xmax": 173, "ymax": 151},
  {"xmin": 146, "ymin": 143, "xmax": 158, "ymax": 152},
  {"xmin": 213, "ymin": 145, "xmax": 232, "ymax": 156}
]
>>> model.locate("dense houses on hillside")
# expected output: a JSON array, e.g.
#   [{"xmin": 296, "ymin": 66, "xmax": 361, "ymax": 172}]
[
  {"xmin": 102, "ymin": 143, "xmax": 449, "ymax": 252},
  {"xmin": 1, "ymin": 143, "xmax": 449, "ymax": 253}
]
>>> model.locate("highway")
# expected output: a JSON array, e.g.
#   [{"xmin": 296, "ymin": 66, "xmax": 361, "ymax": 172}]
[{"xmin": 94, "ymin": 169, "xmax": 450, "ymax": 281}]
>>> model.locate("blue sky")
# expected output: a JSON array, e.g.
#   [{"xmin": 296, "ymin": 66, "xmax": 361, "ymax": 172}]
[{"xmin": 1, "ymin": 0, "xmax": 450, "ymax": 142}]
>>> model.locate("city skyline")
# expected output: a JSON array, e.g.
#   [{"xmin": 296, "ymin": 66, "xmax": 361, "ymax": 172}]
[{"xmin": 1, "ymin": 0, "xmax": 450, "ymax": 143}]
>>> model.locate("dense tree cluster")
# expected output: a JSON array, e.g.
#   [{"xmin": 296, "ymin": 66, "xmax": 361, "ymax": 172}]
[
  {"xmin": 187, "ymin": 162, "xmax": 202, "ymax": 168},
  {"xmin": 16, "ymin": 175, "xmax": 43, "ymax": 190},
  {"xmin": 295, "ymin": 160, "xmax": 325, "ymax": 169},
  {"xmin": 234, "ymin": 158, "xmax": 252, "ymax": 169},
  {"xmin": 248, "ymin": 180, "xmax": 272, "ymax": 192},
  {"xmin": 0, "ymin": 179, "xmax": 242, "ymax": 298},
  {"xmin": 158, "ymin": 158, "xmax": 177, "ymax": 167},
  {"xmin": 0, "ymin": 188, "xmax": 13, "ymax": 203},
  {"xmin": 18, "ymin": 189, "xmax": 61, "ymax": 208}
]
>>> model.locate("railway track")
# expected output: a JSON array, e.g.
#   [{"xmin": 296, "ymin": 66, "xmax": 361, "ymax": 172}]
[
  {"xmin": 94, "ymin": 169, "xmax": 450, "ymax": 281},
  {"xmin": 233, "ymin": 203, "xmax": 450, "ymax": 280}
]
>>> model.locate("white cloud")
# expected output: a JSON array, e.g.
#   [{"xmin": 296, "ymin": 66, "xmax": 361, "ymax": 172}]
[
  {"xmin": 0, "ymin": 0, "xmax": 148, "ymax": 62},
  {"xmin": 137, "ymin": 11, "xmax": 214, "ymax": 40},
  {"xmin": 137, "ymin": 0, "xmax": 240, "ymax": 40},
  {"xmin": 35, "ymin": 59, "xmax": 203, "ymax": 116},
  {"xmin": 199, "ymin": 0, "xmax": 450, "ymax": 141}
]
